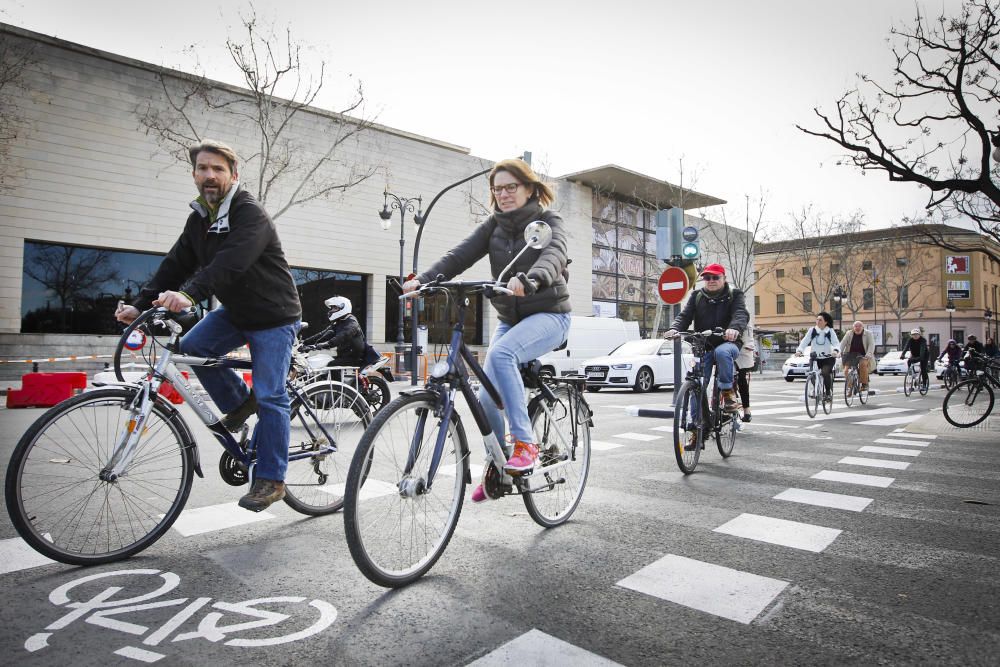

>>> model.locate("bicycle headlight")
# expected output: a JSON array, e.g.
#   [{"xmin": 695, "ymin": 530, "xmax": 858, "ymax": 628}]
[{"xmin": 431, "ymin": 360, "xmax": 450, "ymax": 378}]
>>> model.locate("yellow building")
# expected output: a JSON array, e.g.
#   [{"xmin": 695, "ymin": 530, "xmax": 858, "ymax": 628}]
[{"xmin": 754, "ymin": 225, "xmax": 1000, "ymax": 352}]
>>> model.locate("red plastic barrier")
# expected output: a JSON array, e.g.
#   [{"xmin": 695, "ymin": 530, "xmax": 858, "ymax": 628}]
[
  {"xmin": 6, "ymin": 372, "xmax": 87, "ymax": 408},
  {"xmin": 157, "ymin": 371, "xmax": 189, "ymax": 405},
  {"xmin": 243, "ymin": 372, "xmax": 253, "ymax": 388}
]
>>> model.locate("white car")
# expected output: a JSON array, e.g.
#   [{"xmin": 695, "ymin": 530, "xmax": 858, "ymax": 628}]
[
  {"xmin": 782, "ymin": 346, "xmax": 841, "ymax": 382},
  {"xmin": 876, "ymin": 350, "xmax": 909, "ymax": 375},
  {"xmin": 580, "ymin": 339, "xmax": 694, "ymax": 393}
]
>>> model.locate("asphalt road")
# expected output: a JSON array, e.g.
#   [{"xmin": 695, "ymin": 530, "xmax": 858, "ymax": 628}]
[{"xmin": 0, "ymin": 372, "xmax": 998, "ymax": 666}]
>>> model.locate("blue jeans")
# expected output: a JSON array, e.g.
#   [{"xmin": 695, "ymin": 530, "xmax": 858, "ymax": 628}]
[
  {"xmin": 691, "ymin": 342, "xmax": 739, "ymax": 422},
  {"xmin": 479, "ymin": 312, "xmax": 571, "ymax": 444},
  {"xmin": 181, "ymin": 308, "xmax": 300, "ymax": 481}
]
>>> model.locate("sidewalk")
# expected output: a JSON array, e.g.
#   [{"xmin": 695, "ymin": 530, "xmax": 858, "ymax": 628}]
[{"xmin": 897, "ymin": 407, "xmax": 1000, "ymax": 439}]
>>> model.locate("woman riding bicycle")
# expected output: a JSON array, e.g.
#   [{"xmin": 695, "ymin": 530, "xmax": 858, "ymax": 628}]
[
  {"xmin": 402, "ymin": 158, "xmax": 571, "ymax": 503},
  {"xmin": 938, "ymin": 338, "xmax": 963, "ymax": 377},
  {"xmin": 795, "ymin": 312, "xmax": 839, "ymax": 398}
]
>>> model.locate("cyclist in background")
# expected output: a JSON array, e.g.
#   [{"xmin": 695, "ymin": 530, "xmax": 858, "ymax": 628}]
[
  {"xmin": 839, "ymin": 320, "xmax": 874, "ymax": 394},
  {"xmin": 795, "ymin": 312, "xmax": 839, "ymax": 398},
  {"xmin": 938, "ymin": 338, "xmax": 963, "ymax": 378},
  {"xmin": 300, "ymin": 296, "xmax": 367, "ymax": 367},
  {"xmin": 902, "ymin": 328, "xmax": 930, "ymax": 387},
  {"xmin": 734, "ymin": 324, "xmax": 756, "ymax": 422}
]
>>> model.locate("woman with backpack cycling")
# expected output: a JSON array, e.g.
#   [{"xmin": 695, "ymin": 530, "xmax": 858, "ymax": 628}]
[{"xmin": 795, "ymin": 312, "xmax": 840, "ymax": 398}]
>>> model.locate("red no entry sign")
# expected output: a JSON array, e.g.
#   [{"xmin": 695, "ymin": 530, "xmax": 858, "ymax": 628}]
[{"xmin": 658, "ymin": 266, "xmax": 690, "ymax": 305}]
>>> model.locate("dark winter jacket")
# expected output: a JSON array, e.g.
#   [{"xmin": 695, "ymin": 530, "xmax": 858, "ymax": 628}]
[
  {"xmin": 416, "ymin": 199, "xmax": 571, "ymax": 324},
  {"xmin": 303, "ymin": 314, "xmax": 366, "ymax": 362},
  {"xmin": 669, "ymin": 283, "xmax": 749, "ymax": 343},
  {"xmin": 134, "ymin": 185, "xmax": 301, "ymax": 330},
  {"xmin": 902, "ymin": 336, "xmax": 929, "ymax": 361}
]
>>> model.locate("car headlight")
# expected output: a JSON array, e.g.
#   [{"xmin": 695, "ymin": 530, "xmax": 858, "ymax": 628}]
[{"xmin": 611, "ymin": 363, "xmax": 632, "ymax": 370}]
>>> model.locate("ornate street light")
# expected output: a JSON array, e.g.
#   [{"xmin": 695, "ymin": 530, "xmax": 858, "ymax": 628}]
[
  {"xmin": 832, "ymin": 286, "xmax": 846, "ymax": 333},
  {"xmin": 946, "ymin": 299, "xmax": 956, "ymax": 339},
  {"xmin": 378, "ymin": 187, "xmax": 423, "ymax": 378}
]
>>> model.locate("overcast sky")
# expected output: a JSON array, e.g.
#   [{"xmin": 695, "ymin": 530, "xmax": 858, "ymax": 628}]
[{"xmin": 1, "ymin": 0, "xmax": 970, "ymax": 232}]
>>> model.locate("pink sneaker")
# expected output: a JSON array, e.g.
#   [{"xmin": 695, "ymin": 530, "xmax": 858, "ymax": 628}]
[
  {"xmin": 504, "ymin": 440, "xmax": 539, "ymax": 474},
  {"xmin": 471, "ymin": 484, "xmax": 488, "ymax": 503}
]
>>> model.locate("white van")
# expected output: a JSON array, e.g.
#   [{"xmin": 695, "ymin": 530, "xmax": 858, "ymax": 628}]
[{"xmin": 537, "ymin": 316, "xmax": 641, "ymax": 377}]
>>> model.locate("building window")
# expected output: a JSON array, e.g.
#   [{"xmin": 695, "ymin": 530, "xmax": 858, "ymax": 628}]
[
  {"xmin": 830, "ymin": 263, "xmax": 840, "ymax": 274},
  {"xmin": 803, "ymin": 292, "xmax": 812, "ymax": 312},
  {"xmin": 898, "ymin": 285, "xmax": 909, "ymax": 308},
  {"xmin": 896, "ymin": 257, "xmax": 908, "ymax": 267},
  {"xmin": 862, "ymin": 260, "xmax": 873, "ymax": 270},
  {"xmin": 802, "ymin": 266, "xmax": 811, "ymax": 276},
  {"xmin": 776, "ymin": 294, "xmax": 785, "ymax": 314},
  {"xmin": 863, "ymin": 288, "xmax": 874, "ymax": 310},
  {"xmin": 292, "ymin": 268, "xmax": 367, "ymax": 337},
  {"xmin": 753, "ymin": 271, "xmax": 759, "ymax": 281},
  {"xmin": 384, "ymin": 276, "xmax": 481, "ymax": 346},
  {"xmin": 775, "ymin": 268, "xmax": 785, "ymax": 278},
  {"xmin": 20, "ymin": 240, "xmax": 165, "ymax": 334},
  {"xmin": 754, "ymin": 295, "xmax": 760, "ymax": 313}
]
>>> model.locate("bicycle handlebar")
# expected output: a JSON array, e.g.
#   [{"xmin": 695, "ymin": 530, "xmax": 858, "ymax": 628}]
[{"xmin": 400, "ymin": 276, "xmax": 516, "ymax": 300}]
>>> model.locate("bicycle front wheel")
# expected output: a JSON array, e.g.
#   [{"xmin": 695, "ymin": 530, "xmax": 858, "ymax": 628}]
[
  {"xmin": 672, "ymin": 381, "xmax": 703, "ymax": 474},
  {"xmin": 343, "ymin": 392, "xmax": 469, "ymax": 588},
  {"xmin": 943, "ymin": 379, "xmax": 995, "ymax": 428},
  {"xmin": 4, "ymin": 388, "xmax": 194, "ymax": 565},
  {"xmin": 919, "ymin": 373, "xmax": 930, "ymax": 396},
  {"xmin": 903, "ymin": 368, "xmax": 914, "ymax": 396},
  {"xmin": 717, "ymin": 410, "xmax": 737, "ymax": 458},
  {"xmin": 844, "ymin": 371, "xmax": 856, "ymax": 408},
  {"xmin": 283, "ymin": 381, "xmax": 371, "ymax": 516},
  {"xmin": 804, "ymin": 373, "xmax": 819, "ymax": 418},
  {"xmin": 523, "ymin": 384, "xmax": 591, "ymax": 527},
  {"xmin": 858, "ymin": 376, "xmax": 870, "ymax": 405}
]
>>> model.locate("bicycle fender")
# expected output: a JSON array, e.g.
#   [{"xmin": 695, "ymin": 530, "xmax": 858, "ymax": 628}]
[
  {"xmin": 401, "ymin": 388, "xmax": 472, "ymax": 484},
  {"xmin": 154, "ymin": 396, "xmax": 203, "ymax": 478}
]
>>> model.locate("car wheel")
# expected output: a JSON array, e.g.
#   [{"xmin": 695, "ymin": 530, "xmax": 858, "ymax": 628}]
[
  {"xmin": 785, "ymin": 375, "xmax": 795, "ymax": 382},
  {"xmin": 586, "ymin": 386, "xmax": 601, "ymax": 393},
  {"xmin": 633, "ymin": 367, "xmax": 654, "ymax": 393}
]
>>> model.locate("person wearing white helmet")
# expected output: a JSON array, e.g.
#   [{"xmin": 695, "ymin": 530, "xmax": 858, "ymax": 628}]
[
  {"xmin": 901, "ymin": 327, "xmax": 929, "ymax": 386},
  {"xmin": 300, "ymin": 295, "xmax": 367, "ymax": 367}
]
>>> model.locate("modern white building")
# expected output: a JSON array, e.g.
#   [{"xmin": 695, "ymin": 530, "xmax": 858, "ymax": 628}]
[{"xmin": 0, "ymin": 23, "xmax": 730, "ymax": 379}]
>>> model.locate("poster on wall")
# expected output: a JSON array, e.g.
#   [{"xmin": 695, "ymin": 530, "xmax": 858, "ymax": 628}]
[
  {"xmin": 947, "ymin": 280, "xmax": 971, "ymax": 300},
  {"xmin": 945, "ymin": 255, "xmax": 969, "ymax": 273},
  {"xmin": 592, "ymin": 301, "xmax": 617, "ymax": 317},
  {"xmin": 866, "ymin": 324, "xmax": 883, "ymax": 347}
]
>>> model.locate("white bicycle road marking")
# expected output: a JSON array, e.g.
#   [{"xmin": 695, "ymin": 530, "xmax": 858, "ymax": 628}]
[{"xmin": 23, "ymin": 568, "xmax": 337, "ymax": 662}]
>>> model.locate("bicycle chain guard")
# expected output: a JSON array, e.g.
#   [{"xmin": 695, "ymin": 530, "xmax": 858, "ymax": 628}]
[{"xmin": 219, "ymin": 451, "xmax": 249, "ymax": 486}]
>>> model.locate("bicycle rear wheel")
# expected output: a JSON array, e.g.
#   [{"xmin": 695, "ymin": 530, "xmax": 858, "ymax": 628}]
[
  {"xmin": 942, "ymin": 379, "xmax": 995, "ymax": 428},
  {"xmin": 522, "ymin": 384, "xmax": 591, "ymax": 527},
  {"xmin": 344, "ymin": 391, "xmax": 468, "ymax": 587},
  {"xmin": 283, "ymin": 381, "xmax": 371, "ymax": 515},
  {"xmin": 672, "ymin": 381, "xmax": 703, "ymax": 474},
  {"xmin": 804, "ymin": 373, "xmax": 819, "ymax": 418},
  {"xmin": 5, "ymin": 388, "xmax": 194, "ymax": 565}
]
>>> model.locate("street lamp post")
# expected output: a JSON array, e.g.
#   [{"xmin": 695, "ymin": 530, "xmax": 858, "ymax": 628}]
[
  {"xmin": 946, "ymin": 299, "xmax": 955, "ymax": 340},
  {"xmin": 378, "ymin": 187, "xmax": 423, "ymax": 379},
  {"xmin": 832, "ymin": 286, "xmax": 846, "ymax": 333},
  {"xmin": 986, "ymin": 308, "xmax": 994, "ymax": 341}
]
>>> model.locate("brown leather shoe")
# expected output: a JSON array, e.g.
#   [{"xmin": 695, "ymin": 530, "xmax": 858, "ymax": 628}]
[
  {"xmin": 721, "ymin": 389, "xmax": 739, "ymax": 413},
  {"xmin": 238, "ymin": 478, "xmax": 285, "ymax": 512}
]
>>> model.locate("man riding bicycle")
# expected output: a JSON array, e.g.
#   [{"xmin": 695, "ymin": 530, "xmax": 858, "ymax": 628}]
[
  {"xmin": 901, "ymin": 328, "xmax": 930, "ymax": 387},
  {"xmin": 116, "ymin": 139, "xmax": 301, "ymax": 513},
  {"xmin": 839, "ymin": 320, "xmax": 874, "ymax": 393},
  {"xmin": 665, "ymin": 264, "xmax": 749, "ymax": 447},
  {"xmin": 300, "ymin": 296, "xmax": 368, "ymax": 368}
]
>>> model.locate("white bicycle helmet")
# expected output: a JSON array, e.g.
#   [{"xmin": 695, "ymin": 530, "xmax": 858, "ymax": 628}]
[
  {"xmin": 910, "ymin": 328, "xmax": 921, "ymax": 335},
  {"xmin": 325, "ymin": 296, "xmax": 352, "ymax": 321}
]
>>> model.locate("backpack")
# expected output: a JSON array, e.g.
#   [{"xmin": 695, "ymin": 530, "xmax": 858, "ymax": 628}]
[{"xmin": 807, "ymin": 327, "xmax": 833, "ymax": 345}]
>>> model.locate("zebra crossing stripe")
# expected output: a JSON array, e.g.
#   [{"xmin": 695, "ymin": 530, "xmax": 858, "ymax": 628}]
[
  {"xmin": 467, "ymin": 628, "xmax": 623, "ymax": 666},
  {"xmin": 170, "ymin": 502, "xmax": 274, "ymax": 537},
  {"xmin": 713, "ymin": 513, "xmax": 842, "ymax": 553},
  {"xmin": 858, "ymin": 446, "xmax": 921, "ymax": 457},
  {"xmin": 784, "ymin": 407, "xmax": 911, "ymax": 421},
  {"xmin": 0, "ymin": 537, "xmax": 55, "ymax": 575},
  {"xmin": 874, "ymin": 437, "xmax": 930, "ymax": 447},
  {"xmin": 612, "ymin": 432, "xmax": 662, "ymax": 442},
  {"xmin": 853, "ymin": 415, "xmax": 922, "ymax": 426},
  {"xmin": 773, "ymin": 488, "xmax": 874, "ymax": 512},
  {"xmin": 590, "ymin": 440, "xmax": 625, "ymax": 451},
  {"xmin": 811, "ymin": 470, "xmax": 895, "ymax": 488},
  {"xmin": 838, "ymin": 456, "xmax": 911, "ymax": 470},
  {"xmin": 891, "ymin": 431, "xmax": 937, "ymax": 439},
  {"xmin": 616, "ymin": 554, "xmax": 789, "ymax": 625}
]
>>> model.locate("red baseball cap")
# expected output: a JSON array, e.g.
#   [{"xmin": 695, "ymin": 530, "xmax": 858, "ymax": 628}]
[{"xmin": 700, "ymin": 263, "xmax": 726, "ymax": 277}]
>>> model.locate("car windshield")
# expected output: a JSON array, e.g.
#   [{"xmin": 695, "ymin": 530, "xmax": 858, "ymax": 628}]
[{"xmin": 610, "ymin": 340, "xmax": 662, "ymax": 356}]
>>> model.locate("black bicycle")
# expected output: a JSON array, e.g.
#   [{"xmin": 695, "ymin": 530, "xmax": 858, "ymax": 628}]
[
  {"xmin": 942, "ymin": 350, "xmax": 1000, "ymax": 427},
  {"xmin": 343, "ymin": 221, "xmax": 593, "ymax": 587},
  {"xmin": 5, "ymin": 307, "xmax": 371, "ymax": 565},
  {"xmin": 670, "ymin": 329, "xmax": 738, "ymax": 474}
]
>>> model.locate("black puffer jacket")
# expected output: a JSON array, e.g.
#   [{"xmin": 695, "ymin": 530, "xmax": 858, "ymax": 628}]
[
  {"xmin": 670, "ymin": 283, "xmax": 749, "ymax": 342},
  {"xmin": 417, "ymin": 200, "xmax": 571, "ymax": 324},
  {"xmin": 302, "ymin": 314, "xmax": 366, "ymax": 362}
]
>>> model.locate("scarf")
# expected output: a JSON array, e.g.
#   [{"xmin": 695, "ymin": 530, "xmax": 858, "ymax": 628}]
[{"xmin": 492, "ymin": 198, "xmax": 543, "ymax": 236}]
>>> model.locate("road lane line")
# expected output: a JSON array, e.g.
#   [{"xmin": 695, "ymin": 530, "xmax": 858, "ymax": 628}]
[
  {"xmin": 811, "ymin": 470, "xmax": 895, "ymax": 488},
  {"xmin": 714, "ymin": 513, "xmax": 842, "ymax": 552}
]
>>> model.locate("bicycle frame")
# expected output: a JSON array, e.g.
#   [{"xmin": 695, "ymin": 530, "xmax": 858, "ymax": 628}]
[{"xmin": 105, "ymin": 315, "xmax": 345, "ymax": 483}]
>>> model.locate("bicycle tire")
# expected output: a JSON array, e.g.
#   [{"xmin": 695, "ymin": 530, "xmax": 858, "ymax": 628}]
[
  {"xmin": 804, "ymin": 373, "xmax": 819, "ymax": 418},
  {"xmin": 822, "ymin": 379, "xmax": 833, "ymax": 415},
  {"xmin": 522, "ymin": 384, "xmax": 591, "ymax": 527},
  {"xmin": 363, "ymin": 375, "xmax": 391, "ymax": 414},
  {"xmin": 343, "ymin": 391, "xmax": 468, "ymax": 588},
  {"xmin": 282, "ymin": 381, "xmax": 371, "ymax": 516},
  {"xmin": 919, "ymin": 373, "xmax": 929, "ymax": 396},
  {"xmin": 5, "ymin": 388, "xmax": 194, "ymax": 565},
  {"xmin": 844, "ymin": 370, "xmax": 856, "ymax": 408},
  {"xmin": 717, "ymin": 408, "xmax": 737, "ymax": 458},
  {"xmin": 903, "ymin": 367, "xmax": 914, "ymax": 396},
  {"xmin": 672, "ymin": 381, "xmax": 703, "ymax": 474},
  {"xmin": 858, "ymin": 375, "xmax": 870, "ymax": 405},
  {"xmin": 942, "ymin": 379, "xmax": 995, "ymax": 428}
]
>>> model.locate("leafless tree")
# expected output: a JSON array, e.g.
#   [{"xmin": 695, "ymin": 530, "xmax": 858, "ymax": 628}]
[
  {"xmin": 699, "ymin": 192, "xmax": 778, "ymax": 294},
  {"xmin": 136, "ymin": 7, "xmax": 378, "ymax": 219},
  {"xmin": 798, "ymin": 0, "xmax": 1000, "ymax": 260},
  {"xmin": 23, "ymin": 245, "xmax": 121, "ymax": 332},
  {"xmin": 0, "ymin": 31, "xmax": 36, "ymax": 192}
]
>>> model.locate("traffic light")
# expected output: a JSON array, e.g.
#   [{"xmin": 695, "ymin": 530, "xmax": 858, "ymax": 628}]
[
  {"xmin": 655, "ymin": 208, "xmax": 685, "ymax": 266},
  {"xmin": 680, "ymin": 224, "xmax": 700, "ymax": 261}
]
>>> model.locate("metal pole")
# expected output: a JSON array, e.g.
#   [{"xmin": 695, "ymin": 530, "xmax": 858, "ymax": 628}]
[{"xmin": 397, "ymin": 207, "xmax": 406, "ymax": 371}]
